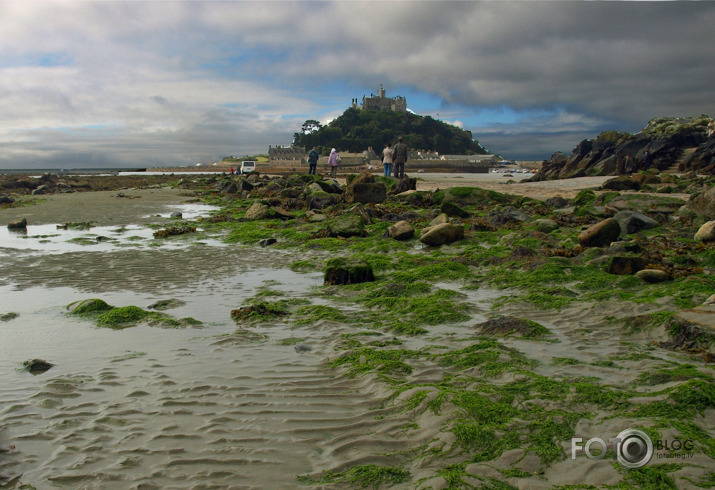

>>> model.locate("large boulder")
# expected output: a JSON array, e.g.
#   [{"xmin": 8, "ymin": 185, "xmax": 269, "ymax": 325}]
[
  {"xmin": 694, "ymin": 220, "xmax": 715, "ymax": 242},
  {"xmin": 387, "ymin": 220, "xmax": 414, "ymax": 240},
  {"xmin": 420, "ymin": 223, "xmax": 464, "ymax": 246},
  {"xmin": 324, "ymin": 257, "xmax": 375, "ymax": 285},
  {"xmin": 328, "ymin": 213, "xmax": 365, "ymax": 238},
  {"xmin": 578, "ymin": 218, "xmax": 621, "ymax": 247},
  {"xmin": 613, "ymin": 210, "xmax": 659, "ymax": 234}
]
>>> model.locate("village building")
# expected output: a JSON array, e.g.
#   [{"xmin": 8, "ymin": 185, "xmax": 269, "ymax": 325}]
[{"xmin": 268, "ymin": 145, "xmax": 304, "ymax": 161}]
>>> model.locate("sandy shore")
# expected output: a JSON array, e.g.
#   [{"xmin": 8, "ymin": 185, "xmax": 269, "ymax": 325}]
[{"xmin": 1, "ymin": 174, "xmax": 712, "ymax": 489}]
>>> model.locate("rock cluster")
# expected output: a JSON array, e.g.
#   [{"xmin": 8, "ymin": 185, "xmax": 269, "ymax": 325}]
[{"xmin": 533, "ymin": 116, "xmax": 714, "ymax": 179}]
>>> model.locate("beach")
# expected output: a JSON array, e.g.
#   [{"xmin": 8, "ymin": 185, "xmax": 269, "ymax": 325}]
[{"xmin": 1, "ymin": 171, "xmax": 713, "ymax": 489}]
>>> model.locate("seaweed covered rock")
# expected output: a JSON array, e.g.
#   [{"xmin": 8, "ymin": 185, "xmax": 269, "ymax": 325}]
[
  {"xmin": 441, "ymin": 187, "xmax": 510, "ymax": 205},
  {"xmin": 23, "ymin": 359, "xmax": 54, "ymax": 375},
  {"xmin": 328, "ymin": 213, "xmax": 365, "ymax": 238},
  {"xmin": 324, "ymin": 257, "xmax": 375, "ymax": 285}
]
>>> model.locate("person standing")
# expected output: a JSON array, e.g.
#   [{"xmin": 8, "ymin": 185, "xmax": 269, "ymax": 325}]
[
  {"xmin": 392, "ymin": 136, "xmax": 408, "ymax": 179},
  {"xmin": 643, "ymin": 150, "xmax": 653, "ymax": 170},
  {"xmin": 624, "ymin": 155, "xmax": 634, "ymax": 176},
  {"xmin": 328, "ymin": 148, "xmax": 340, "ymax": 179},
  {"xmin": 382, "ymin": 143, "xmax": 394, "ymax": 177},
  {"xmin": 307, "ymin": 147, "xmax": 319, "ymax": 175}
]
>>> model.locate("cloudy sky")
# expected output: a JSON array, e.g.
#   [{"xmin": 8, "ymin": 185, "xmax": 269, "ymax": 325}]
[{"xmin": 1, "ymin": 1, "xmax": 713, "ymax": 169}]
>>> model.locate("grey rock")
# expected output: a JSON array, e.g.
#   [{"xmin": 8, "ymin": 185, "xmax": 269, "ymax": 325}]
[{"xmin": 613, "ymin": 210, "xmax": 659, "ymax": 234}]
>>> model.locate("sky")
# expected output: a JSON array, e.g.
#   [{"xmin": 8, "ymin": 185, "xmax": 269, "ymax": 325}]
[{"xmin": 1, "ymin": 1, "xmax": 714, "ymax": 169}]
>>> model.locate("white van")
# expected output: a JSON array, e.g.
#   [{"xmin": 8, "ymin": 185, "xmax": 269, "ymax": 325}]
[{"xmin": 240, "ymin": 161, "xmax": 256, "ymax": 174}]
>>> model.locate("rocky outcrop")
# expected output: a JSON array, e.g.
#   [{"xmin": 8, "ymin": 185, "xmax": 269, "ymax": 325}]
[{"xmin": 533, "ymin": 116, "xmax": 714, "ymax": 179}]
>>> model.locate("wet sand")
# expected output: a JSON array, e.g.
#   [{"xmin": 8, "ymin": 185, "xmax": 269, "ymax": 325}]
[{"xmin": 1, "ymin": 177, "xmax": 711, "ymax": 489}]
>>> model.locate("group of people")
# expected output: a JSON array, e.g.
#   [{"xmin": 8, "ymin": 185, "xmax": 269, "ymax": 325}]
[
  {"xmin": 306, "ymin": 136, "xmax": 410, "ymax": 180},
  {"xmin": 619, "ymin": 150, "xmax": 653, "ymax": 175}
]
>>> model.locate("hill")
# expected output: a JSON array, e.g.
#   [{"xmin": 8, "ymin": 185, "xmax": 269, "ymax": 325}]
[{"xmin": 293, "ymin": 107, "xmax": 490, "ymax": 156}]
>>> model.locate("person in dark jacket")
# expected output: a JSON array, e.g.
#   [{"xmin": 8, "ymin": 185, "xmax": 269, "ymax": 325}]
[
  {"xmin": 307, "ymin": 147, "xmax": 319, "ymax": 175},
  {"xmin": 392, "ymin": 137, "xmax": 408, "ymax": 179}
]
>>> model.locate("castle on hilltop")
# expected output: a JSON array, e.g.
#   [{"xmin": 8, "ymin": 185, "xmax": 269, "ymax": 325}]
[{"xmin": 351, "ymin": 85, "xmax": 406, "ymax": 113}]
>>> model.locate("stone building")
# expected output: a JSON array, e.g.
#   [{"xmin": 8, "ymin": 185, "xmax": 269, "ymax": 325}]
[
  {"xmin": 352, "ymin": 85, "xmax": 406, "ymax": 113},
  {"xmin": 268, "ymin": 145, "xmax": 304, "ymax": 161}
]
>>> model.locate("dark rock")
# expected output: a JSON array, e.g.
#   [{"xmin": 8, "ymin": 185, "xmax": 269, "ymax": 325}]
[
  {"xmin": 613, "ymin": 210, "xmax": 659, "ymax": 234},
  {"xmin": 170, "ymin": 211, "xmax": 183, "ymax": 218},
  {"xmin": 578, "ymin": 218, "xmax": 621, "ymax": 247},
  {"xmin": 7, "ymin": 218, "xmax": 27, "ymax": 230},
  {"xmin": 345, "ymin": 182, "xmax": 386, "ymax": 204},
  {"xmin": 259, "ymin": 238, "xmax": 278, "ymax": 247},
  {"xmin": 279, "ymin": 188, "xmax": 301, "ymax": 199},
  {"xmin": 602, "ymin": 177, "xmax": 640, "ymax": 191},
  {"xmin": 440, "ymin": 201, "xmax": 470, "ymax": 218},
  {"xmin": 0, "ymin": 195, "xmax": 15, "ymax": 204},
  {"xmin": 220, "ymin": 181, "xmax": 238, "ymax": 194},
  {"xmin": 0, "ymin": 312, "xmax": 18, "ymax": 321},
  {"xmin": 294, "ymin": 344, "xmax": 313, "ymax": 353},
  {"xmin": 606, "ymin": 256, "xmax": 650, "ymax": 275},
  {"xmin": 324, "ymin": 257, "xmax": 375, "ymax": 285},
  {"xmin": 390, "ymin": 177, "xmax": 417, "ymax": 195},
  {"xmin": 23, "ymin": 359, "xmax": 54, "ymax": 375},
  {"xmin": 307, "ymin": 191, "xmax": 341, "ymax": 210},
  {"xmin": 545, "ymin": 197, "xmax": 570, "ymax": 208}
]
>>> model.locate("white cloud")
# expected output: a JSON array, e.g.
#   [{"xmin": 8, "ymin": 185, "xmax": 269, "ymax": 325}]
[{"xmin": 0, "ymin": 1, "xmax": 713, "ymax": 167}]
